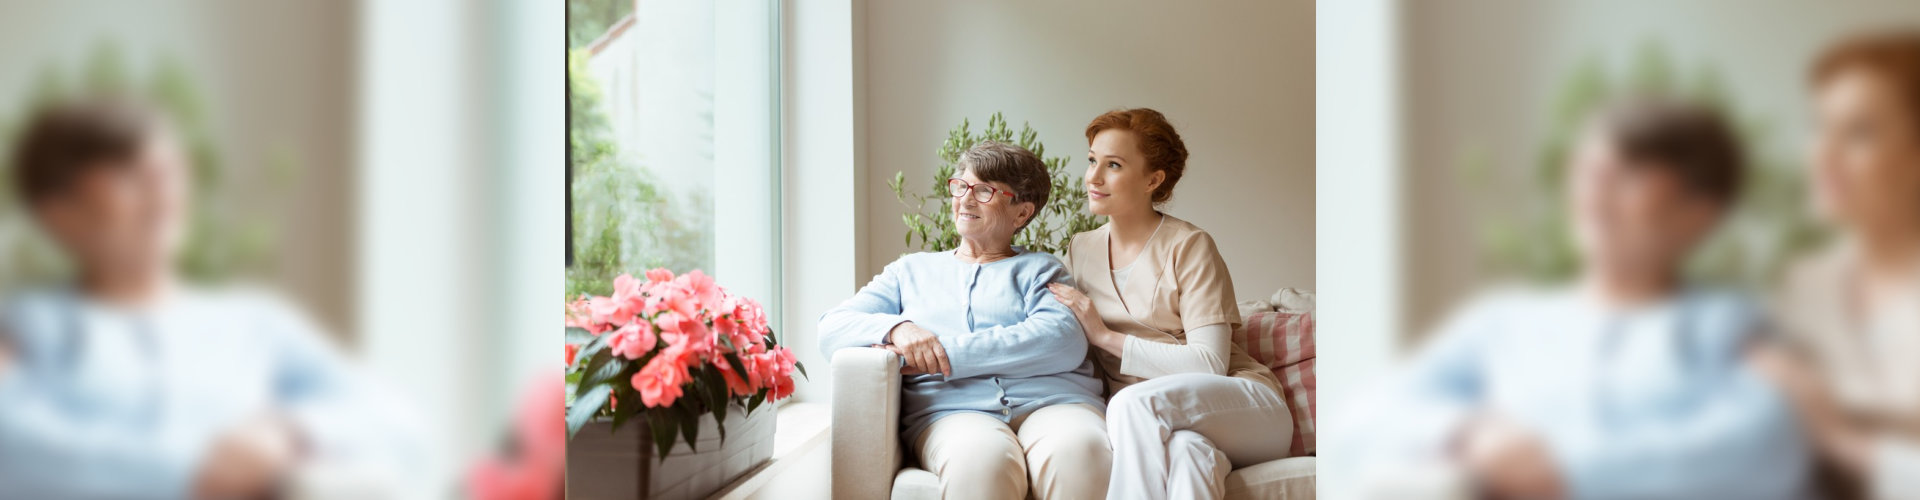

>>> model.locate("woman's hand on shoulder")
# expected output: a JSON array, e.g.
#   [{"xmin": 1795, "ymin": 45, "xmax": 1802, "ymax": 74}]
[
  {"xmin": 1047, "ymin": 283, "xmax": 1099, "ymax": 330},
  {"xmin": 1746, "ymin": 343, "xmax": 1871, "ymax": 475},
  {"xmin": 1048, "ymin": 283, "xmax": 1123, "ymax": 355}
]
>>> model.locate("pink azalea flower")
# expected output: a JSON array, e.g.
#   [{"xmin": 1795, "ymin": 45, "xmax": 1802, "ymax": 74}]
[
  {"xmin": 570, "ymin": 269, "xmax": 803, "ymax": 417},
  {"xmin": 670, "ymin": 292, "xmax": 701, "ymax": 319},
  {"xmin": 605, "ymin": 319, "xmax": 656, "ymax": 360},
  {"xmin": 772, "ymin": 346, "xmax": 798, "ymax": 373},
  {"xmin": 766, "ymin": 372, "xmax": 795, "ymax": 402},
  {"xmin": 681, "ymin": 323, "xmax": 714, "ymax": 359},
  {"xmin": 611, "ymin": 274, "xmax": 647, "ymax": 312},
  {"xmin": 747, "ymin": 350, "xmax": 777, "ymax": 386},
  {"xmin": 766, "ymin": 347, "xmax": 799, "ymax": 401},
  {"xmin": 643, "ymin": 281, "xmax": 700, "ymax": 319},
  {"xmin": 677, "ymin": 270, "xmax": 723, "ymax": 313},
  {"xmin": 745, "ymin": 346, "xmax": 800, "ymax": 403},
  {"xmin": 713, "ymin": 316, "xmax": 759, "ymax": 353},
  {"xmin": 735, "ymin": 298, "xmax": 767, "ymax": 330},
  {"xmin": 565, "ymin": 297, "xmax": 609, "ymax": 335},
  {"xmin": 654, "ymin": 311, "xmax": 682, "ymax": 335},
  {"xmin": 714, "ymin": 356, "xmax": 757, "ymax": 396},
  {"xmin": 733, "ymin": 294, "xmax": 769, "ymax": 327},
  {"xmin": 729, "ymin": 331, "xmax": 758, "ymax": 356},
  {"xmin": 633, "ymin": 346, "xmax": 692, "ymax": 408},
  {"xmin": 565, "ymin": 296, "xmax": 589, "ymax": 317},
  {"xmin": 766, "ymin": 347, "xmax": 798, "ymax": 382},
  {"xmin": 657, "ymin": 311, "xmax": 714, "ymax": 359},
  {"xmin": 588, "ymin": 296, "xmax": 632, "ymax": 327}
]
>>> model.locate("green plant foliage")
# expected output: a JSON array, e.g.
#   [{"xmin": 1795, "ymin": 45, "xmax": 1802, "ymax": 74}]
[
  {"xmin": 0, "ymin": 41, "xmax": 291, "ymax": 288},
  {"xmin": 891, "ymin": 113, "xmax": 1102, "ymax": 256},
  {"xmin": 1464, "ymin": 40, "xmax": 1828, "ymax": 287}
]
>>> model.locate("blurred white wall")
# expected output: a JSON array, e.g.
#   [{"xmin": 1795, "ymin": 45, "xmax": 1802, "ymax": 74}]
[
  {"xmin": 860, "ymin": 0, "xmax": 1317, "ymax": 301},
  {"xmin": 357, "ymin": 0, "xmax": 561, "ymax": 494},
  {"xmin": 1400, "ymin": 0, "xmax": 1920, "ymax": 335},
  {"xmin": 0, "ymin": 1, "xmax": 358, "ymax": 334},
  {"xmin": 782, "ymin": 0, "xmax": 867, "ymax": 405},
  {"xmin": 1315, "ymin": 4, "xmax": 1402, "ymax": 496}
]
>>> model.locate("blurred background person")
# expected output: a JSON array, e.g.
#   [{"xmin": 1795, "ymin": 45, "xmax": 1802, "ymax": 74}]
[
  {"xmin": 1317, "ymin": 5, "xmax": 1920, "ymax": 499},
  {"xmin": 0, "ymin": 2, "xmax": 563, "ymax": 498},
  {"xmin": 0, "ymin": 96, "xmax": 423, "ymax": 499},
  {"xmin": 1754, "ymin": 28, "xmax": 1920, "ymax": 500},
  {"xmin": 1332, "ymin": 97, "xmax": 1811, "ymax": 499}
]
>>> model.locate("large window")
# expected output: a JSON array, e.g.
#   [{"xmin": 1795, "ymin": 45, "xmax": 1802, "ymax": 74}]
[{"xmin": 567, "ymin": 0, "xmax": 780, "ymax": 315}]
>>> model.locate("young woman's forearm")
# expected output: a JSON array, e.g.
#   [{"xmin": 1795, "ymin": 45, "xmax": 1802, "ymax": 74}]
[{"xmin": 1118, "ymin": 323, "xmax": 1232, "ymax": 378}]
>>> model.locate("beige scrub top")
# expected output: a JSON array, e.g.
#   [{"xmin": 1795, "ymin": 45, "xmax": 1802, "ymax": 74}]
[
  {"xmin": 1066, "ymin": 214, "xmax": 1284, "ymax": 398},
  {"xmin": 1776, "ymin": 240, "xmax": 1920, "ymax": 499}
]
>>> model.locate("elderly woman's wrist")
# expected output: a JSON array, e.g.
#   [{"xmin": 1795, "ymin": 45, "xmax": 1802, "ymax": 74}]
[{"xmin": 883, "ymin": 320, "xmax": 913, "ymax": 344}]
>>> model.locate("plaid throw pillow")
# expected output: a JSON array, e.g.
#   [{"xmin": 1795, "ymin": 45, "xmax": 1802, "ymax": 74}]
[{"xmin": 1238, "ymin": 310, "xmax": 1316, "ymax": 456}]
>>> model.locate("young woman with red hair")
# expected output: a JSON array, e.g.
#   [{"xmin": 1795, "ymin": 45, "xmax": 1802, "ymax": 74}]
[
  {"xmin": 1048, "ymin": 108, "xmax": 1294, "ymax": 499},
  {"xmin": 1756, "ymin": 29, "xmax": 1920, "ymax": 500}
]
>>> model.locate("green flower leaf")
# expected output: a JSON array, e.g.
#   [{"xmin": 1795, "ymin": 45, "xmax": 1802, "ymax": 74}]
[{"xmin": 566, "ymin": 383, "xmax": 612, "ymax": 440}]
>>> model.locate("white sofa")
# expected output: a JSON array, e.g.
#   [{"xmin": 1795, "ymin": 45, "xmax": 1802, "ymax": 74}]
[{"xmin": 830, "ymin": 347, "xmax": 1316, "ymax": 499}]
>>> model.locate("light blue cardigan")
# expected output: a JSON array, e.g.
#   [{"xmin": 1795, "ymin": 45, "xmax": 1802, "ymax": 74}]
[
  {"xmin": 0, "ymin": 288, "xmax": 422, "ymax": 500},
  {"xmin": 1332, "ymin": 288, "xmax": 1810, "ymax": 499},
  {"xmin": 818, "ymin": 248, "xmax": 1105, "ymax": 448}
]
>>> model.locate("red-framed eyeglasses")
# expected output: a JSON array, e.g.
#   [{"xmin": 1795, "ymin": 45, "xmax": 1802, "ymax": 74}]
[{"xmin": 947, "ymin": 178, "xmax": 1016, "ymax": 204}]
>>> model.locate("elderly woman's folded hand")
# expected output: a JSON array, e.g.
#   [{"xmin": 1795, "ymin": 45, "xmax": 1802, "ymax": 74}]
[
  {"xmin": 885, "ymin": 322, "xmax": 951, "ymax": 377},
  {"xmin": 867, "ymin": 344, "xmax": 934, "ymax": 375}
]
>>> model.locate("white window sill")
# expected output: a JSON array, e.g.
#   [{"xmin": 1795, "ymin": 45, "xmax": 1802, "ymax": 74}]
[{"xmin": 708, "ymin": 401, "xmax": 831, "ymax": 499}]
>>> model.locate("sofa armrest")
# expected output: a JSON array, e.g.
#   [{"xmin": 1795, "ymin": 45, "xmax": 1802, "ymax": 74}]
[{"xmin": 831, "ymin": 347, "xmax": 903, "ymax": 500}]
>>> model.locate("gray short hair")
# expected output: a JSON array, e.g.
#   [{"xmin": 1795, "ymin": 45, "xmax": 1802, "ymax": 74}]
[{"xmin": 957, "ymin": 141, "xmax": 1051, "ymax": 231}]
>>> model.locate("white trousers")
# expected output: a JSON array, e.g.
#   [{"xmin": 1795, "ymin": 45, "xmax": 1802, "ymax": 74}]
[
  {"xmin": 915, "ymin": 403, "xmax": 1112, "ymax": 499},
  {"xmin": 1106, "ymin": 373, "xmax": 1294, "ymax": 500}
]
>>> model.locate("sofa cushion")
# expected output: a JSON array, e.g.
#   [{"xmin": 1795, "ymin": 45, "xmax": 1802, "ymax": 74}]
[
  {"xmin": 1237, "ymin": 310, "xmax": 1316, "ymax": 456},
  {"xmin": 1277, "ymin": 358, "xmax": 1316, "ymax": 456},
  {"xmin": 1240, "ymin": 309, "xmax": 1315, "ymax": 367}
]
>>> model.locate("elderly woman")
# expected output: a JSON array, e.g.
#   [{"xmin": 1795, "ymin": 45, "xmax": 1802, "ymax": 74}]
[{"xmin": 818, "ymin": 141, "xmax": 1111, "ymax": 500}]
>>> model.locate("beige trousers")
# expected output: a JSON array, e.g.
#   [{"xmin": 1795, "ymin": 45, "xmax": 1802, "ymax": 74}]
[
  {"xmin": 914, "ymin": 403, "xmax": 1111, "ymax": 499},
  {"xmin": 1106, "ymin": 373, "xmax": 1294, "ymax": 500}
]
